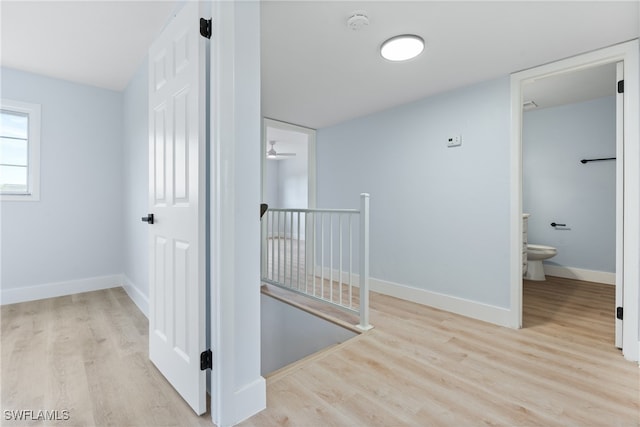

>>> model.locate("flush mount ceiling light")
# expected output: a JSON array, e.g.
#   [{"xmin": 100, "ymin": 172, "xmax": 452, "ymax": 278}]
[{"xmin": 380, "ymin": 34, "xmax": 425, "ymax": 61}]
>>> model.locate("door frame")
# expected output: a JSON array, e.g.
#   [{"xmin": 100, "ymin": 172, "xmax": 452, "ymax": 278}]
[
  {"xmin": 209, "ymin": 1, "xmax": 266, "ymax": 425},
  {"xmin": 509, "ymin": 39, "xmax": 639, "ymax": 362}
]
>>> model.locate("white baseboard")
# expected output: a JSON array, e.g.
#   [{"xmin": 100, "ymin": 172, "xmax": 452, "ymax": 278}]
[
  {"xmin": 214, "ymin": 376, "xmax": 266, "ymax": 427},
  {"xmin": 369, "ymin": 277, "xmax": 513, "ymax": 327},
  {"xmin": 266, "ymin": 233, "xmax": 305, "ymax": 240},
  {"xmin": 311, "ymin": 266, "xmax": 512, "ymax": 327},
  {"xmin": 0, "ymin": 274, "xmax": 122, "ymax": 305},
  {"xmin": 543, "ymin": 264, "xmax": 615, "ymax": 285},
  {"xmin": 122, "ymin": 275, "xmax": 149, "ymax": 318},
  {"xmin": 315, "ymin": 266, "xmax": 360, "ymax": 287}
]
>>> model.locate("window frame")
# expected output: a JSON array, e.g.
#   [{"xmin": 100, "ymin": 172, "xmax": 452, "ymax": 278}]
[{"xmin": 0, "ymin": 99, "xmax": 41, "ymax": 201}]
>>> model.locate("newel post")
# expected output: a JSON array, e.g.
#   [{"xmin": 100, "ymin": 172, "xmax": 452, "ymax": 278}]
[{"xmin": 358, "ymin": 193, "xmax": 373, "ymax": 331}]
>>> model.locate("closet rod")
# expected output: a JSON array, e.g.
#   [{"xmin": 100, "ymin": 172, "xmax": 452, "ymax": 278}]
[{"xmin": 580, "ymin": 157, "xmax": 616, "ymax": 164}]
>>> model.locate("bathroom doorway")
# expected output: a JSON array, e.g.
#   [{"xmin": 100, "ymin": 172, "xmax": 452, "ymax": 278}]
[
  {"xmin": 521, "ymin": 62, "xmax": 617, "ymax": 343},
  {"xmin": 510, "ymin": 40, "xmax": 639, "ymax": 361}
]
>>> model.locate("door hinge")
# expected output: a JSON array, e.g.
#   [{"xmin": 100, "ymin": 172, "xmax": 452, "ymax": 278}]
[
  {"xmin": 200, "ymin": 18, "xmax": 212, "ymax": 39},
  {"xmin": 200, "ymin": 349, "xmax": 212, "ymax": 370},
  {"xmin": 616, "ymin": 306, "xmax": 623, "ymax": 320},
  {"xmin": 617, "ymin": 80, "xmax": 624, "ymax": 94}
]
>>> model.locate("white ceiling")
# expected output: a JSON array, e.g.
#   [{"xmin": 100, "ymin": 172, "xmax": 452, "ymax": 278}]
[
  {"xmin": 0, "ymin": 0, "xmax": 177, "ymax": 91},
  {"xmin": 0, "ymin": 1, "xmax": 637, "ymax": 129},
  {"xmin": 262, "ymin": 1, "xmax": 638, "ymax": 128}
]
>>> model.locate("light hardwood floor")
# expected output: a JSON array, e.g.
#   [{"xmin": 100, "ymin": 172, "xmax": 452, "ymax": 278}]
[
  {"xmin": 243, "ymin": 277, "xmax": 639, "ymax": 427},
  {"xmin": 1, "ymin": 288, "xmax": 212, "ymax": 427},
  {"xmin": 2, "ymin": 278, "xmax": 638, "ymax": 426}
]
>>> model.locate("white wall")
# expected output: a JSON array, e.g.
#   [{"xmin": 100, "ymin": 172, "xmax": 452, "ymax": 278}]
[
  {"xmin": 280, "ymin": 156, "xmax": 308, "ymax": 238},
  {"xmin": 264, "ymin": 143, "xmax": 308, "ymax": 239},
  {"xmin": 270, "ymin": 146, "xmax": 309, "ymax": 238},
  {"xmin": 523, "ymin": 96, "xmax": 616, "ymax": 273},
  {"xmin": 278, "ymin": 144, "xmax": 308, "ymax": 209},
  {"xmin": 1, "ymin": 68, "xmax": 123, "ymax": 302},
  {"xmin": 317, "ymin": 77, "xmax": 511, "ymax": 310},
  {"xmin": 122, "ymin": 57, "xmax": 150, "ymax": 312},
  {"xmin": 265, "ymin": 159, "xmax": 280, "ymax": 207}
]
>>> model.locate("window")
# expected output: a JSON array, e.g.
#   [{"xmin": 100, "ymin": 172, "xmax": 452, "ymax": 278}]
[{"xmin": 0, "ymin": 99, "xmax": 41, "ymax": 201}]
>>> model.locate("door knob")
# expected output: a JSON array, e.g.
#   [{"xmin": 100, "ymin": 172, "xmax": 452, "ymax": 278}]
[{"xmin": 141, "ymin": 214, "xmax": 154, "ymax": 224}]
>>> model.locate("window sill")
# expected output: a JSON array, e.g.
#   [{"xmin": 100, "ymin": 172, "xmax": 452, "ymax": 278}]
[{"xmin": 0, "ymin": 193, "xmax": 40, "ymax": 202}]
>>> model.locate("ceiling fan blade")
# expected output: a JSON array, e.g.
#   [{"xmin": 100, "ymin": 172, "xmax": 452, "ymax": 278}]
[
  {"xmin": 266, "ymin": 153, "xmax": 296, "ymax": 159},
  {"xmin": 266, "ymin": 140, "xmax": 296, "ymax": 158}
]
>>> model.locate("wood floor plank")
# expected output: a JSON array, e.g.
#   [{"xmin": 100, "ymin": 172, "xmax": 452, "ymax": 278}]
[
  {"xmin": 241, "ymin": 276, "xmax": 640, "ymax": 426},
  {"xmin": 1, "ymin": 288, "xmax": 212, "ymax": 427},
  {"xmin": 1, "ymin": 277, "xmax": 638, "ymax": 427}
]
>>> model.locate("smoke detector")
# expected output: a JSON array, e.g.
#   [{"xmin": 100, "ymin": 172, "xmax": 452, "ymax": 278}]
[{"xmin": 347, "ymin": 11, "xmax": 369, "ymax": 31}]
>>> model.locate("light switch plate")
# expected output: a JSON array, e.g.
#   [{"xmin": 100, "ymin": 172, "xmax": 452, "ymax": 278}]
[{"xmin": 447, "ymin": 135, "xmax": 462, "ymax": 147}]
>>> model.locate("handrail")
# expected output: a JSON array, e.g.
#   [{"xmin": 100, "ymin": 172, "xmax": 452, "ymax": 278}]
[
  {"xmin": 267, "ymin": 208, "xmax": 359, "ymax": 214},
  {"xmin": 260, "ymin": 193, "xmax": 372, "ymax": 330}
]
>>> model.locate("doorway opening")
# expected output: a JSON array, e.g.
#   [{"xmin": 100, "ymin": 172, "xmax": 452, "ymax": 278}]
[
  {"xmin": 521, "ymin": 63, "xmax": 617, "ymax": 343},
  {"xmin": 510, "ymin": 40, "xmax": 639, "ymax": 362},
  {"xmin": 261, "ymin": 118, "xmax": 316, "ymax": 211},
  {"xmin": 261, "ymin": 119, "xmax": 316, "ymax": 281}
]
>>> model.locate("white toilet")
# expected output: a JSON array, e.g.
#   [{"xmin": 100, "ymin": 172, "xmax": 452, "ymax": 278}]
[{"xmin": 525, "ymin": 244, "xmax": 557, "ymax": 281}]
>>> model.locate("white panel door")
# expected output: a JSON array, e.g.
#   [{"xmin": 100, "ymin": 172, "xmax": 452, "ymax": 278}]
[{"xmin": 147, "ymin": 1, "xmax": 206, "ymax": 415}]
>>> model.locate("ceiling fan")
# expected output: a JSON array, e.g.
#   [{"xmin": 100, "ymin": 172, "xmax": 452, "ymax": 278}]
[{"xmin": 266, "ymin": 140, "xmax": 296, "ymax": 158}]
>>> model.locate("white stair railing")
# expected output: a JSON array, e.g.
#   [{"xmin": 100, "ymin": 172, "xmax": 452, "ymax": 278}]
[{"xmin": 261, "ymin": 193, "xmax": 372, "ymax": 331}]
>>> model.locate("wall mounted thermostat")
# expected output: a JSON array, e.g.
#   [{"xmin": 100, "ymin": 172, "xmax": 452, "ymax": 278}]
[{"xmin": 447, "ymin": 135, "xmax": 462, "ymax": 147}]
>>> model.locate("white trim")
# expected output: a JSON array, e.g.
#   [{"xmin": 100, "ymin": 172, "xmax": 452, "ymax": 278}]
[
  {"xmin": 615, "ymin": 60, "xmax": 625, "ymax": 349},
  {"xmin": 509, "ymin": 72, "xmax": 524, "ymax": 329},
  {"xmin": 543, "ymin": 265, "xmax": 615, "ymax": 285},
  {"xmin": 229, "ymin": 377, "xmax": 267, "ymax": 426},
  {"xmin": 370, "ymin": 277, "xmax": 513, "ymax": 327},
  {"xmin": 316, "ymin": 266, "xmax": 511, "ymax": 326},
  {"xmin": 0, "ymin": 98, "xmax": 41, "ymax": 202},
  {"xmin": 210, "ymin": 1, "xmax": 265, "ymax": 425},
  {"xmin": 122, "ymin": 275, "xmax": 149, "ymax": 318},
  {"xmin": 316, "ymin": 266, "xmax": 360, "ymax": 287},
  {"xmin": 510, "ymin": 40, "xmax": 639, "ymax": 362},
  {"xmin": 266, "ymin": 232, "xmax": 306, "ymax": 240},
  {"xmin": 0, "ymin": 274, "xmax": 121, "ymax": 305}
]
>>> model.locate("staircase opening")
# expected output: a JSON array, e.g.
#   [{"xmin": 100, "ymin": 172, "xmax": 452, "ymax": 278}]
[{"xmin": 260, "ymin": 291, "xmax": 357, "ymax": 376}]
